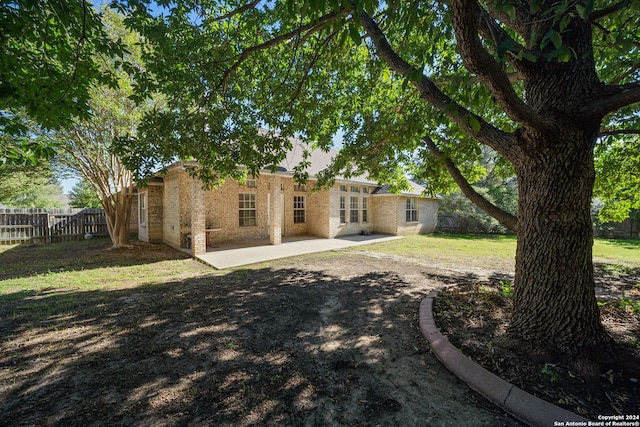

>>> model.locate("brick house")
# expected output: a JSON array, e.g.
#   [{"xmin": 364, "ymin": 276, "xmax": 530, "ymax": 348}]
[{"xmin": 137, "ymin": 140, "xmax": 438, "ymax": 256}]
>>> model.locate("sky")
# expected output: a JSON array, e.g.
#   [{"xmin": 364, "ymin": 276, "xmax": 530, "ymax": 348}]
[{"xmin": 60, "ymin": 177, "xmax": 79, "ymax": 194}]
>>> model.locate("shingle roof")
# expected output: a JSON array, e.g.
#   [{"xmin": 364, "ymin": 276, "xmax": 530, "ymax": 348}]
[
  {"xmin": 161, "ymin": 131, "xmax": 426, "ymax": 197},
  {"xmin": 277, "ymin": 136, "xmax": 425, "ymax": 196},
  {"xmin": 275, "ymin": 137, "xmax": 377, "ymax": 185}
]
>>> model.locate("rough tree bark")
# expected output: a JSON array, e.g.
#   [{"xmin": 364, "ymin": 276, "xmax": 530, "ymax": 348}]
[
  {"xmin": 494, "ymin": 18, "xmax": 613, "ymax": 367},
  {"xmin": 506, "ymin": 127, "xmax": 611, "ymax": 367},
  {"xmin": 103, "ymin": 187, "xmax": 134, "ymax": 249}
]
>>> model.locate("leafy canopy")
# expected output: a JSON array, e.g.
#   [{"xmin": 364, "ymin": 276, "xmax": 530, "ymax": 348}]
[
  {"xmin": 1, "ymin": 0, "xmax": 125, "ymax": 165},
  {"xmin": 69, "ymin": 179, "xmax": 102, "ymax": 208},
  {"xmin": 113, "ymin": 0, "xmax": 639, "ymax": 197},
  {"xmin": 595, "ymin": 135, "xmax": 640, "ymax": 222}
]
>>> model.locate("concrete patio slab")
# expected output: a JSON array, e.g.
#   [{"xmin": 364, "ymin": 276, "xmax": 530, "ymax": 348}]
[{"xmin": 196, "ymin": 234, "xmax": 403, "ymax": 269}]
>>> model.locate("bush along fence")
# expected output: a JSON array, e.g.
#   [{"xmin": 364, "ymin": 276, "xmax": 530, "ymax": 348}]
[{"xmin": 0, "ymin": 208, "xmax": 108, "ymax": 245}]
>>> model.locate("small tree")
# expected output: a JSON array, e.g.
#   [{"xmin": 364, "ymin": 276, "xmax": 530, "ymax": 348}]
[
  {"xmin": 0, "ymin": 165, "xmax": 64, "ymax": 208},
  {"xmin": 69, "ymin": 179, "xmax": 102, "ymax": 209},
  {"xmin": 52, "ymin": 9, "xmax": 155, "ymax": 248},
  {"xmin": 594, "ymin": 135, "xmax": 640, "ymax": 223}
]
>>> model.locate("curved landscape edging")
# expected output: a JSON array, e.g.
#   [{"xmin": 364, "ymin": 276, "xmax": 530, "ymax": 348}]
[{"xmin": 419, "ymin": 290, "xmax": 589, "ymax": 427}]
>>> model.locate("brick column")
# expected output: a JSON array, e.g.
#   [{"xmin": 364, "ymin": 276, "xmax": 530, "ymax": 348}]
[
  {"xmin": 190, "ymin": 176, "xmax": 206, "ymax": 256},
  {"xmin": 269, "ymin": 178, "xmax": 282, "ymax": 245}
]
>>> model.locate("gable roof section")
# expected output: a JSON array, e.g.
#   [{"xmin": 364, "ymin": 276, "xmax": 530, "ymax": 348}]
[
  {"xmin": 277, "ymin": 137, "xmax": 426, "ymax": 196},
  {"xmin": 158, "ymin": 132, "xmax": 427, "ymax": 197}
]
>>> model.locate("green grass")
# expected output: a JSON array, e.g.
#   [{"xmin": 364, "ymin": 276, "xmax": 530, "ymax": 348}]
[
  {"xmin": 0, "ymin": 239, "xmax": 213, "ymax": 296},
  {"xmin": 357, "ymin": 234, "xmax": 518, "ymax": 270},
  {"xmin": 356, "ymin": 233, "xmax": 640, "ymax": 269},
  {"xmin": 1, "ymin": 234, "xmax": 637, "ymax": 299},
  {"xmin": 592, "ymin": 239, "xmax": 640, "ymax": 266}
]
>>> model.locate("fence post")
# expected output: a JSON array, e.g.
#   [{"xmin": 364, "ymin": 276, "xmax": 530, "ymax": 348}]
[{"xmin": 79, "ymin": 210, "xmax": 86, "ymax": 238}]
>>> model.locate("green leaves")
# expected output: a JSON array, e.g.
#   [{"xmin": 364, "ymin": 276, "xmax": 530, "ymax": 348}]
[
  {"xmin": 595, "ymin": 135, "xmax": 640, "ymax": 223},
  {"xmin": 1, "ymin": 1, "xmax": 124, "ymax": 133},
  {"xmin": 469, "ymin": 116, "xmax": 482, "ymax": 133}
]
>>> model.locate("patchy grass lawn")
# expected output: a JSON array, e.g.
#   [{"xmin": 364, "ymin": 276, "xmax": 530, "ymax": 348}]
[
  {"xmin": 0, "ymin": 237, "xmax": 522, "ymax": 426},
  {"xmin": 0, "ymin": 234, "xmax": 638, "ymax": 424},
  {"xmin": 0, "ymin": 238, "xmax": 213, "ymax": 296},
  {"xmin": 356, "ymin": 233, "xmax": 640, "ymax": 270}
]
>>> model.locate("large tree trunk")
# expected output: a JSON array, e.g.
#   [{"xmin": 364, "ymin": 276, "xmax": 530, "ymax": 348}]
[{"xmin": 504, "ymin": 126, "xmax": 611, "ymax": 369}]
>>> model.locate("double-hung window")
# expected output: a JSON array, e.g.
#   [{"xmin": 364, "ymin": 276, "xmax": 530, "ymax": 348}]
[
  {"xmin": 239, "ymin": 193, "xmax": 257, "ymax": 226},
  {"xmin": 350, "ymin": 197, "xmax": 359, "ymax": 223},
  {"xmin": 406, "ymin": 198, "xmax": 418, "ymax": 222},
  {"xmin": 362, "ymin": 197, "xmax": 369, "ymax": 223},
  {"xmin": 339, "ymin": 196, "xmax": 346, "ymax": 224},
  {"xmin": 294, "ymin": 196, "xmax": 305, "ymax": 224}
]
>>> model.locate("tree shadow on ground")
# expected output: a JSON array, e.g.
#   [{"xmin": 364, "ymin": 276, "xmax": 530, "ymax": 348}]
[{"xmin": 0, "ymin": 264, "xmax": 521, "ymax": 427}]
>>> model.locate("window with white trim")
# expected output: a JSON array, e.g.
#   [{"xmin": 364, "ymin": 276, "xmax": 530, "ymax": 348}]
[
  {"xmin": 294, "ymin": 184, "xmax": 306, "ymax": 192},
  {"xmin": 294, "ymin": 195, "xmax": 305, "ymax": 223},
  {"xmin": 239, "ymin": 193, "xmax": 257, "ymax": 226},
  {"xmin": 362, "ymin": 197, "xmax": 369, "ymax": 223},
  {"xmin": 245, "ymin": 179, "xmax": 257, "ymax": 188},
  {"xmin": 340, "ymin": 184, "xmax": 347, "ymax": 192},
  {"xmin": 350, "ymin": 196, "xmax": 359, "ymax": 223},
  {"xmin": 339, "ymin": 196, "xmax": 346, "ymax": 224},
  {"xmin": 350, "ymin": 186, "xmax": 360, "ymax": 193},
  {"xmin": 406, "ymin": 198, "xmax": 418, "ymax": 222},
  {"xmin": 139, "ymin": 193, "xmax": 147, "ymax": 225}
]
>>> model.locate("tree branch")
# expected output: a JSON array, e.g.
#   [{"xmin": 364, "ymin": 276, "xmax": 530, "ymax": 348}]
[
  {"xmin": 213, "ymin": 0, "xmax": 260, "ymax": 22},
  {"xmin": 587, "ymin": 81, "xmax": 640, "ymax": 117},
  {"xmin": 219, "ymin": 10, "xmax": 343, "ymax": 93},
  {"xmin": 423, "ymin": 135, "xmax": 518, "ymax": 232},
  {"xmin": 358, "ymin": 10, "xmax": 518, "ymax": 159},
  {"xmin": 285, "ymin": 32, "xmax": 337, "ymax": 112},
  {"xmin": 610, "ymin": 60, "xmax": 640, "ymax": 86},
  {"xmin": 591, "ymin": 21, "xmax": 640, "ymax": 50},
  {"xmin": 599, "ymin": 128, "xmax": 640, "ymax": 137},
  {"xmin": 590, "ymin": 0, "xmax": 631, "ymax": 21},
  {"xmin": 449, "ymin": 0, "xmax": 547, "ymax": 129},
  {"xmin": 476, "ymin": 5, "xmax": 538, "ymax": 72}
]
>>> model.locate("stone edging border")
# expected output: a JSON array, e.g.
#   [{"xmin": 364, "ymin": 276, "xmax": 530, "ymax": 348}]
[{"xmin": 419, "ymin": 290, "xmax": 589, "ymax": 427}]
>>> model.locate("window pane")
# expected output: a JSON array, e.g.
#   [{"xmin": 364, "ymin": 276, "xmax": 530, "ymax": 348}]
[
  {"xmin": 350, "ymin": 197, "xmax": 358, "ymax": 223},
  {"xmin": 362, "ymin": 197, "xmax": 368, "ymax": 223},
  {"xmin": 405, "ymin": 197, "xmax": 418, "ymax": 222},
  {"xmin": 294, "ymin": 196, "xmax": 305, "ymax": 223},
  {"xmin": 239, "ymin": 194, "xmax": 256, "ymax": 226}
]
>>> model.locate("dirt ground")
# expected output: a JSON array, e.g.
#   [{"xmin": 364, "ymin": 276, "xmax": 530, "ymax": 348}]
[
  {"xmin": 0, "ymin": 241, "xmax": 529, "ymax": 427},
  {"xmin": 434, "ymin": 277, "xmax": 640, "ymax": 420}
]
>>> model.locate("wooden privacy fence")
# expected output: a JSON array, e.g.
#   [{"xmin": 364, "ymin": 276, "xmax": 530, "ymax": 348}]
[{"xmin": 0, "ymin": 208, "xmax": 108, "ymax": 245}]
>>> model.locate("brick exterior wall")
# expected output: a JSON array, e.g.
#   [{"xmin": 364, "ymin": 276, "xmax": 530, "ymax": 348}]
[
  {"xmin": 305, "ymin": 186, "xmax": 330, "ymax": 238},
  {"xmin": 396, "ymin": 196, "xmax": 439, "ymax": 235},
  {"xmin": 370, "ymin": 195, "xmax": 439, "ymax": 235},
  {"xmin": 138, "ymin": 183, "xmax": 164, "ymax": 243},
  {"xmin": 162, "ymin": 170, "xmax": 183, "ymax": 248},
  {"xmin": 328, "ymin": 184, "xmax": 375, "ymax": 238},
  {"xmin": 371, "ymin": 196, "xmax": 399, "ymax": 235},
  {"xmin": 203, "ymin": 176, "xmax": 274, "ymax": 244},
  {"xmin": 129, "ymin": 193, "xmax": 139, "ymax": 234},
  {"xmin": 137, "ymin": 164, "xmax": 438, "ymax": 249},
  {"xmin": 190, "ymin": 177, "xmax": 206, "ymax": 255}
]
